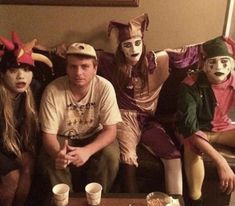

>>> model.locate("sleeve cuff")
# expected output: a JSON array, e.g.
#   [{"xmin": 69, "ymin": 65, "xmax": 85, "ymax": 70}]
[{"xmin": 195, "ymin": 130, "xmax": 207, "ymax": 140}]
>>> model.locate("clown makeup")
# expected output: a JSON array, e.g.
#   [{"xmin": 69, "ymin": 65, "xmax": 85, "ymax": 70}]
[
  {"xmin": 2, "ymin": 67, "xmax": 33, "ymax": 96},
  {"xmin": 204, "ymin": 56, "xmax": 233, "ymax": 84},
  {"xmin": 121, "ymin": 37, "xmax": 143, "ymax": 65}
]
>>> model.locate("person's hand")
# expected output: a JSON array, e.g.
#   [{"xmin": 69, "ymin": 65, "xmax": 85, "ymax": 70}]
[
  {"xmin": 54, "ymin": 43, "xmax": 67, "ymax": 58},
  {"xmin": 217, "ymin": 157, "xmax": 235, "ymax": 194},
  {"xmin": 55, "ymin": 140, "xmax": 71, "ymax": 169},
  {"xmin": 66, "ymin": 146, "xmax": 91, "ymax": 167},
  {"xmin": 34, "ymin": 43, "xmax": 67, "ymax": 58}
]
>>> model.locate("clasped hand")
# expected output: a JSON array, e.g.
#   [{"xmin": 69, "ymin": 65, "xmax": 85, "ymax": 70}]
[{"xmin": 55, "ymin": 140, "xmax": 91, "ymax": 169}]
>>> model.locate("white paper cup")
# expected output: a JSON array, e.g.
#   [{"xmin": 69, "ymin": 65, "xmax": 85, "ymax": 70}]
[
  {"xmin": 52, "ymin": 183, "xmax": 70, "ymax": 206},
  {"xmin": 53, "ymin": 198, "xmax": 69, "ymax": 206},
  {"xmin": 85, "ymin": 182, "xmax": 102, "ymax": 205}
]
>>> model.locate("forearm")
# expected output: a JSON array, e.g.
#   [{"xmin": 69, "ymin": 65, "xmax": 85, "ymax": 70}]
[
  {"xmin": 42, "ymin": 132, "xmax": 61, "ymax": 159},
  {"xmin": 193, "ymin": 135, "xmax": 226, "ymax": 165},
  {"xmin": 84, "ymin": 125, "xmax": 117, "ymax": 156},
  {"xmin": 193, "ymin": 134, "xmax": 235, "ymax": 194}
]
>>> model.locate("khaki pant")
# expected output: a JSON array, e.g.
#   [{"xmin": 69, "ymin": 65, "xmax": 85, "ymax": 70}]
[{"xmin": 40, "ymin": 138, "xmax": 120, "ymax": 193}]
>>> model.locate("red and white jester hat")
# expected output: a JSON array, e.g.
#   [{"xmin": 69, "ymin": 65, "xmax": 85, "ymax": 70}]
[
  {"xmin": 0, "ymin": 31, "xmax": 52, "ymax": 72},
  {"xmin": 108, "ymin": 13, "xmax": 149, "ymax": 43}
]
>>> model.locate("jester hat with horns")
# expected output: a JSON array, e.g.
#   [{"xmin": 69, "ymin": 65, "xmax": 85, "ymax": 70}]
[
  {"xmin": 0, "ymin": 32, "xmax": 52, "ymax": 73},
  {"xmin": 108, "ymin": 13, "xmax": 149, "ymax": 43}
]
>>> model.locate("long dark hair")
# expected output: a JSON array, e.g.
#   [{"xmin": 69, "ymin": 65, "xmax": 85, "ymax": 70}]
[
  {"xmin": 0, "ymin": 74, "xmax": 39, "ymax": 158},
  {"xmin": 113, "ymin": 43, "xmax": 149, "ymax": 91}
]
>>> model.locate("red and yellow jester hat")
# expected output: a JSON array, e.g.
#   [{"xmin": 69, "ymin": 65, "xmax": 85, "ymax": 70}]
[
  {"xmin": 108, "ymin": 13, "xmax": 149, "ymax": 43},
  {"xmin": 0, "ymin": 31, "xmax": 52, "ymax": 73}
]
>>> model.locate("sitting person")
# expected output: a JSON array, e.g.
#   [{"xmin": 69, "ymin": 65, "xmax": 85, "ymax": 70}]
[
  {"xmin": 176, "ymin": 36, "xmax": 235, "ymax": 206},
  {"xmin": 0, "ymin": 32, "xmax": 52, "ymax": 206},
  {"xmin": 39, "ymin": 42, "xmax": 122, "ymax": 193},
  {"xmin": 97, "ymin": 13, "xmax": 183, "ymax": 195}
]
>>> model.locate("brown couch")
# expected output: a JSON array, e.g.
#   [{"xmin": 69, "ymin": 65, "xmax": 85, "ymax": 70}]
[{"xmin": 27, "ymin": 48, "xmax": 235, "ymax": 206}]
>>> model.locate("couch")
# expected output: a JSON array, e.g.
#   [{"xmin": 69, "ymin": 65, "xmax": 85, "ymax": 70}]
[{"xmin": 27, "ymin": 47, "xmax": 235, "ymax": 206}]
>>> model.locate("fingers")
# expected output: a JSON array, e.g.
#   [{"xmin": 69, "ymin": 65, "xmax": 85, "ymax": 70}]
[
  {"xmin": 55, "ymin": 140, "xmax": 78, "ymax": 169},
  {"xmin": 67, "ymin": 150, "xmax": 77, "ymax": 156},
  {"xmin": 220, "ymin": 178, "xmax": 235, "ymax": 194},
  {"xmin": 67, "ymin": 145, "xmax": 76, "ymax": 151},
  {"xmin": 55, "ymin": 154, "xmax": 75, "ymax": 169},
  {"xmin": 72, "ymin": 159, "xmax": 85, "ymax": 167},
  {"xmin": 55, "ymin": 157, "xmax": 69, "ymax": 169},
  {"xmin": 228, "ymin": 177, "xmax": 235, "ymax": 194},
  {"xmin": 221, "ymin": 180, "xmax": 229, "ymax": 193},
  {"xmin": 61, "ymin": 140, "xmax": 68, "ymax": 153},
  {"xmin": 56, "ymin": 157, "xmax": 83, "ymax": 168}
]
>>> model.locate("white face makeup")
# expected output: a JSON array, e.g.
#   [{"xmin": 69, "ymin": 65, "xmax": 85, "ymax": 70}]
[
  {"xmin": 2, "ymin": 67, "xmax": 33, "ymax": 95},
  {"xmin": 204, "ymin": 56, "xmax": 233, "ymax": 84},
  {"xmin": 121, "ymin": 37, "xmax": 143, "ymax": 65}
]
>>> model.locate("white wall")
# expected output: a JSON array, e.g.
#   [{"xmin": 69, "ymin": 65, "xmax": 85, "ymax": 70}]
[
  {"xmin": 0, "ymin": 0, "xmax": 227, "ymax": 52},
  {"xmin": 231, "ymin": 4, "xmax": 235, "ymax": 39}
]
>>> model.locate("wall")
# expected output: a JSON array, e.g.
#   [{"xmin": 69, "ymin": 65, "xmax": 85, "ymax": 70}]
[
  {"xmin": 0, "ymin": 0, "xmax": 227, "ymax": 52},
  {"xmin": 231, "ymin": 4, "xmax": 235, "ymax": 39}
]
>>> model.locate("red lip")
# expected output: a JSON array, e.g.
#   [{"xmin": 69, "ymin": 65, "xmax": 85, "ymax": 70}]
[
  {"xmin": 16, "ymin": 82, "xmax": 26, "ymax": 88},
  {"xmin": 131, "ymin": 54, "xmax": 139, "ymax": 57},
  {"xmin": 214, "ymin": 72, "xmax": 224, "ymax": 76}
]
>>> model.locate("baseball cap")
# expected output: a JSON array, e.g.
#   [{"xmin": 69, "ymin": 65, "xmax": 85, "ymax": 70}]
[{"xmin": 66, "ymin": 43, "xmax": 97, "ymax": 60}]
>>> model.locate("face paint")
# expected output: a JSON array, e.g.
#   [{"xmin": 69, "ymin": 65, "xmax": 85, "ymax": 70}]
[
  {"xmin": 121, "ymin": 37, "xmax": 143, "ymax": 65},
  {"xmin": 2, "ymin": 67, "xmax": 33, "ymax": 95},
  {"xmin": 204, "ymin": 56, "xmax": 233, "ymax": 84}
]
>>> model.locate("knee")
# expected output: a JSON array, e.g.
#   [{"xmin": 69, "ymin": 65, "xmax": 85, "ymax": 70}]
[
  {"xmin": 1, "ymin": 170, "xmax": 20, "ymax": 192},
  {"xmin": 102, "ymin": 150, "xmax": 120, "ymax": 172},
  {"xmin": 21, "ymin": 153, "xmax": 35, "ymax": 176},
  {"xmin": 21, "ymin": 162, "xmax": 34, "ymax": 177},
  {"xmin": 120, "ymin": 153, "xmax": 138, "ymax": 167},
  {"xmin": 184, "ymin": 145, "xmax": 203, "ymax": 165},
  {"xmin": 21, "ymin": 167, "xmax": 34, "ymax": 178},
  {"xmin": 100, "ymin": 141, "xmax": 120, "ymax": 169},
  {"xmin": 161, "ymin": 158, "xmax": 182, "ymax": 171},
  {"xmin": 190, "ymin": 190, "xmax": 202, "ymax": 200}
]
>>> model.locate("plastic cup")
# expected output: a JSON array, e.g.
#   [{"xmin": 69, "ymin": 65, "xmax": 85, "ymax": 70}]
[{"xmin": 85, "ymin": 182, "xmax": 102, "ymax": 205}]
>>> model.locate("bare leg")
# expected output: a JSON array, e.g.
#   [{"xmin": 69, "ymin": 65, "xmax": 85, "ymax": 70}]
[
  {"xmin": 0, "ymin": 170, "xmax": 20, "ymax": 206},
  {"xmin": 184, "ymin": 146, "xmax": 204, "ymax": 200},
  {"xmin": 161, "ymin": 158, "xmax": 183, "ymax": 195},
  {"xmin": 13, "ymin": 152, "xmax": 34, "ymax": 206}
]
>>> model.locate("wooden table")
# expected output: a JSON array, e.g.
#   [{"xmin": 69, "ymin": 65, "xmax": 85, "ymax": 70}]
[{"xmin": 52, "ymin": 193, "xmax": 184, "ymax": 206}]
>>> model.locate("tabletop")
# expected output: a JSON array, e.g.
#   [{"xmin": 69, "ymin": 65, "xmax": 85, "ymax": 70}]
[{"xmin": 51, "ymin": 193, "xmax": 184, "ymax": 206}]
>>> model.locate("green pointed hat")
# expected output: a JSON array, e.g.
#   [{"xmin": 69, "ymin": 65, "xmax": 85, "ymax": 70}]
[{"xmin": 202, "ymin": 36, "xmax": 234, "ymax": 59}]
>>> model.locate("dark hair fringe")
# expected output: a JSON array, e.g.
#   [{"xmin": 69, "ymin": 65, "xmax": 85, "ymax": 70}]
[{"xmin": 113, "ymin": 44, "xmax": 149, "ymax": 91}]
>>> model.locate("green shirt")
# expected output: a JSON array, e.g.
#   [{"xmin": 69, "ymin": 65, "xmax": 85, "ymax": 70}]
[{"xmin": 176, "ymin": 72, "xmax": 216, "ymax": 138}]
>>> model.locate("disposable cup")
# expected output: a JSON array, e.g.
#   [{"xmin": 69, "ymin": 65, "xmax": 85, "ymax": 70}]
[
  {"xmin": 85, "ymin": 182, "xmax": 102, "ymax": 205},
  {"xmin": 52, "ymin": 183, "xmax": 70, "ymax": 206}
]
